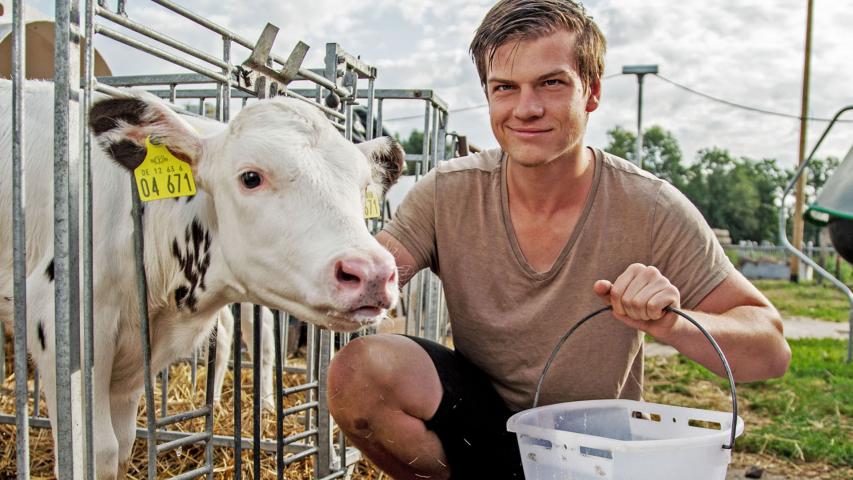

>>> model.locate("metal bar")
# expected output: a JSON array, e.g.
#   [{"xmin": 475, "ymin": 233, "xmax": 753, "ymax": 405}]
[
  {"xmin": 131, "ymin": 176, "xmax": 158, "ymax": 480},
  {"xmin": 283, "ymin": 401, "xmax": 320, "ymax": 417},
  {"xmin": 285, "ymin": 447, "xmax": 320, "ymax": 467},
  {"xmin": 53, "ymin": 0, "xmax": 81, "ymax": 476},
  {"xmin": 222, "ymin": 38, "xmax": 232, "ymax": 122},
  {"xmin": 156, "ymin": 431, "xmax": 211, "ymax": 455},
  {"xmin": 420, "ymin": 101, "xmax": 431, "ymax": 177},
  {"xmin": 12, "ymin": 0, "xmax": 29, "ymax": 473},
  {"xmin": 82, "ymin": 0, "xmax": 97, "ymax": 474},
  {"xmin": 366, "ymin": 77, "xmax": 376, "ymax": 139},
  {"xmin": 95, "ymin": 25, "xmax": 231, "ymax": 84},
  {"xmin": 95, "ymin": 7, "xmax": 230, "ymax": 69},
  {"xmin": 203, "ymin": 327, "xmax": 217, "ymax": 479},
  {"xmin": 167, "ymin": 465, "xmax": 213, "ymax": 480},
  {"xmin": 232, "ymin": 303, "xmax": 243, "ymax": 479},
  {"xmin": 376, "ymin": 99, "xmax": 384, "ymax": 141},
  {"xmin": 316, "ymin": 472, "xmax": 347, "ymax": 480},
  {"xmin": 34, "ymin": 370, "xmax": 41, "ymax": 416},
  {"xmin": 155, "ymin": 406, "xmax": 211, "ymax": 428},
  {"xmin": 283, "ymin": 382, "xmax": 319, "ymax": 396},
  {"xmin": 160, "ymin": 368, "xmax": 170, "ymax": 416},
  {"xmin": 316, "ymin": 330, "xmax": 333, "ymax": 476},
  {"xmin": 273, "ymin": 310, "xmax": 285, "ymax": 478},
  {"xmin": 284, "ymin": 428, "xmax": 319, "ymax": 446},
  {"xmin": 0, "ymin": 415, "xmax": 320, "ymax": 454},
  {"xmin": 253, "ymin": 305, "xmax": 262, "ymax": 479},
  {"xmin": 149, "ymin": 0, "xmax": 347, "ymax": 95},
  {"xmin": 305, "ymin": 322, "xmax": 318, "ymax": 436},
  {"xmin": 779, "ymin": 106, "xmax": 853, "ymax": 363}
]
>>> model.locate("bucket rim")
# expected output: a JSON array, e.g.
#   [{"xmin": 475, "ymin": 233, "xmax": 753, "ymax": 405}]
[{"xmin": 507, "ymin": 399, "xmax": 744, "ymax": 453}]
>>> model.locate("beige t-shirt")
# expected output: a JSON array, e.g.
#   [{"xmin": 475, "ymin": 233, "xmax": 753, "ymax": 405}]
[{"xmin": 383, "ymin": 147, "xmax": 733, "ymax": 411}]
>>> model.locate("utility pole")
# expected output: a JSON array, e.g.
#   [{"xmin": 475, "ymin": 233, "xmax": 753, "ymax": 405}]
[
  {"xmin": 791, "ymin": 0, "xmax": 814, "ymax": 282},
  {"xmin": 622, "ymin": 64, "xmax": 659, "ymax": 168}
]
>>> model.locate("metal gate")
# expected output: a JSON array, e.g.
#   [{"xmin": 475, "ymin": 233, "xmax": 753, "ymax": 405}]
[{"xmin": 0, "ymin": 0, "xmax": 458, "ymax": 478}]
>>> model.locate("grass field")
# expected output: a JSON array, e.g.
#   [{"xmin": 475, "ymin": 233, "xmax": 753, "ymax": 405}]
[
  {"xmin": 753, "ymin": 279, "xmax": 851, "ymax": 323},
  {"xmin": 646, "ymin": 338, "xmax": 853, "ymax": 478}
]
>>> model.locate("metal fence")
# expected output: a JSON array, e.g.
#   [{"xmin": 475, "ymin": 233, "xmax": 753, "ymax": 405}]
[{"xmin": 1, "ymin": 0, "xmax": 454, "ymax": 478}]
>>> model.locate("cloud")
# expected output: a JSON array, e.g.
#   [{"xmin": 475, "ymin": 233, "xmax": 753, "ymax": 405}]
[{"xmin": 25, "ymin": 0, "xmax": 853, "ymax": 167}]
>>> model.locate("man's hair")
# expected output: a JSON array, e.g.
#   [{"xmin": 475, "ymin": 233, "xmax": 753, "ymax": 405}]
[{"xmin": 470, "ymin": 0, "xmax": 606, "ymax": 93}]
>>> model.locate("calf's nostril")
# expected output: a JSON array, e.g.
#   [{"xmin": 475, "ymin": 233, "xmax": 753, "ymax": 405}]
[{"xmin": 335, "ymin": 261, "xmax": 363, "ymax": 286}]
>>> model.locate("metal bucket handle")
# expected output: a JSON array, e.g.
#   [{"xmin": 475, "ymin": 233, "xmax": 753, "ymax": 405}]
[{"xmin": 532, "ymin": 305, "xmax": 739, "ymax": 450}]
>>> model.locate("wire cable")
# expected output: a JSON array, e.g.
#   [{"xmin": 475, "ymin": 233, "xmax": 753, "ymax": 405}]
[{"xmin": 654, "ymin": 74, "xmax": 853, "ymax": 123}]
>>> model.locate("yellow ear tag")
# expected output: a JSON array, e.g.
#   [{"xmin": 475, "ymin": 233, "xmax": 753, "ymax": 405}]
[
  {"xmin": 134, "ymin": 137, "xmax": 197, "ymax": 202},
  {"xmin": 364, "ymin": 190, "xmax": 381, "ymax": 219}
]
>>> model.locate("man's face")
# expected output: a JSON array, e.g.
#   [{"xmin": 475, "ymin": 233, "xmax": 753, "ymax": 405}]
[{"xmin": 486, "ymin": 29, "xmax": 600, "ymax": 168}]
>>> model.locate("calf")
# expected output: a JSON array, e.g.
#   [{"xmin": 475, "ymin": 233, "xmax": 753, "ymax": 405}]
[{"xmin": 0, "ymin": 79, "xmax": 403, "ymax": 479}]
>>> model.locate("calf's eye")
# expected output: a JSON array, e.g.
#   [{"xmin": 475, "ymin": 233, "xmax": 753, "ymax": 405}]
[{"xmin": 241, "ymin": 171, "xmax": 262, "ymax": 189}]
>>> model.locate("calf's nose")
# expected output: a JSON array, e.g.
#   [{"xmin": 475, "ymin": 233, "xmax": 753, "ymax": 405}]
[{"xmin": 332, "ymin": 255, "xmax": 397, "ymax": 308}]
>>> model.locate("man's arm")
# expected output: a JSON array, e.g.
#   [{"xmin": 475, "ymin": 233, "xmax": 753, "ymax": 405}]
[
  {"xmin": 595, "ymin": 264, "xmax": 791, "ymax": 382},
  {"xmin": 376, "ymin": 231, "xmax": 422, "ymax": 288}
]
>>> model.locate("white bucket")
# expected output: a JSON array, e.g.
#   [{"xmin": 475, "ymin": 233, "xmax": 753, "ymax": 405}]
[
  {"xmin": 507, "ymin": 399, "xmax": 743, "ymax": 479},
  {"xmin": 508, "ymin": 306, "xmax": 744, "ymax": 479}
]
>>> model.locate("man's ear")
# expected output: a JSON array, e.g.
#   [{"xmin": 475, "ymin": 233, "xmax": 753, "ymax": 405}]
[
  {"xmin": 586, "ymin": 78, "xmax": 602, "ymax": 113},
  {"xmin": 355, "ymin": 137, "xmax": 406, "ymax": 193},
  {"xmin": 89, "ymin": 92, "xmax": 203, "ymax": 172}
]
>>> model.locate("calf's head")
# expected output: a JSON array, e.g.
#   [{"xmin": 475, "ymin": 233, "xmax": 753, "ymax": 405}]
[{"xmin": 90, "ymin": 92, "xmax": 403, "ymax": 331}]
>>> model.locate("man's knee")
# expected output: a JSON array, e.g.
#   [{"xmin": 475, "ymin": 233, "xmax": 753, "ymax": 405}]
[{"xmin": 328, "ymin": 334, "xmax": 442, "ymax": 422}]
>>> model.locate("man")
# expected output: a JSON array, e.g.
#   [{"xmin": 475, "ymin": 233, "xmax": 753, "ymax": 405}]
[{"xmin": 328, "ymin": 1, "xmax": 792, "ymax": 478}]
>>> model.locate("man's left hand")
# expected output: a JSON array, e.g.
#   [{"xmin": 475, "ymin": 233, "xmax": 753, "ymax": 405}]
[{"xmin": 593, "ymin": 263, "xmax": 680, "ymax": 338}]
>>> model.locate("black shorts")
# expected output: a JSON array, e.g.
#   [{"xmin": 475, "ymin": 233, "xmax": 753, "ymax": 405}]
[{"xmin": 405, "ymin": 335, "xmax": 524, "ymax": 479}]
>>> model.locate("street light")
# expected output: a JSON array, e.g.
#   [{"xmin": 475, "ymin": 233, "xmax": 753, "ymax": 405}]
[{"xmin": 622, "ymin": 64, "xmax": 659, "ymax": 169}]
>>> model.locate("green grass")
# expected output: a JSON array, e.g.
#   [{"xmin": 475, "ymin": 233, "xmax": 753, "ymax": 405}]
[
  {"xmin": 753, "ymin": 279, "xmax": 851, "ymax": 323},
  {"xmin": 645, "ymin": 338, "xmax": 853, "ymax": 467}
]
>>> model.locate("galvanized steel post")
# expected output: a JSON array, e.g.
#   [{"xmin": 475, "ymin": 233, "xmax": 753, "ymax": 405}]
[{"xmin": 12, "ymin": 0, "xmax": 30, "ymax": 474}]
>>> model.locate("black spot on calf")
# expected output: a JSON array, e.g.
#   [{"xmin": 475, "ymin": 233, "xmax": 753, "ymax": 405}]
[
  {"xmin": 37, "ymin": 321, "xmax": 46, "ymax": 350},
  {"xmin": 45, "ymin": 259, "xmax": 55, "ymax": 282},
  {"xmin": 175, "ymin": 286, "xmax": 189, "ymax": 309}
]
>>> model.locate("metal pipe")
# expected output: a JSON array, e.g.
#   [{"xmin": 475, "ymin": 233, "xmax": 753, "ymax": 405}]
[
  {"xmin": 420, "ymin": 101, "xmax": 431, "ymax": 179},
  {"xmin": 285, "ymin": 447, "xmax": 320, "ymax": 467},
  {"xmin": 156, "ymin": 431, "xmax": 212, "ymax": 455},
  {"xmin": 273, "ymin": 310, "xmax": 285, "ymax": 478},
  {"xmin": 779, "ymin": 105, "xmax": 853, "ymax": 362},
  {"xmin": 149, "ymin": 0, "xmax": 348, "ymax": 96},
  {"xmin": 96, "ymin": 7, "xmax": 230, "ymax": 69},
  {"xmin": 252, "ymin": 304, "xmax": 262, "ymax": 478},
  {"xmin": 95, "ymin": 25, "xmax": 231, "ymax": 84},
  {"xmin": 232, "ymin": 303, "xmax": 242, "ymax": 479},
  {"xmin": 203, "ymin": 328, "xmax": 217, "ymax": 479},
  {"xmin": 82, "ymin": 0, "xmax": 97, "ymax": 472},
  {"xmin": 53, "ymin": 0, "xmax": 82, "ymax": 475},
  {"xmin": 131, "ymin": 176, "xmax": 158, "ymax": 480},
  {"xmin": 366, "ymin": 76, "xmax": 376, "ymax": 139},
  {"xmin": 160, "ymin": 369, "xmax": 169, "ymax": 416},
  {"xmin": 155, "ymin": 406, "xmax": 211, "ymax": 428},
  {"xmin": 167, "ymin": 465, "xmax": 213, "ymax": 480},
  {"xmin": 12, "ymin": 0, "xmax": 30, "ymax": 472}
]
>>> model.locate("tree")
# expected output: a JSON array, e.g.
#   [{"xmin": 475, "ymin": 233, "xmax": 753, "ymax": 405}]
[{"xmin": 604, "ymin": 125, "xmax": 688, "ymax": 190}]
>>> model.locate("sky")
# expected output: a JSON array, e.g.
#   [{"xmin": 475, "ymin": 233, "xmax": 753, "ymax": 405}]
[{"xmin": 20, "ymin": 0, "xmax": 853, "ymax": 169}]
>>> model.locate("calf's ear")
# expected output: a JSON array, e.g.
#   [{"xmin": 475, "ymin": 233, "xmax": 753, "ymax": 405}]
[
  {"xmin": 356, "ymin": 137, "xmax": 405, "ymax": 193},
  {"xmin": 89, "ymin": 92, "xmax": 203, "ymax": 172}
]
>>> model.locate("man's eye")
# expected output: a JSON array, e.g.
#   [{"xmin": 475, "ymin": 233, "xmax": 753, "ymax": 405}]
[
  {"xmin": 494, "ymin": 84, "xmax": 514, "ymax": 92},
  {"xmin": 544, "ymin": 79, "xmax": 562, "ymax": 86}
]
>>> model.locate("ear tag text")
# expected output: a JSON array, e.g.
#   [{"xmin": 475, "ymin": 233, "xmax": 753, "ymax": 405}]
[
  {"xmin": 134, "ymin": 137, "xmax": 197, "ymax": 202},
  {"xmin": 364, "ymin": 190, "xmax": 381, "ymax": 219}
]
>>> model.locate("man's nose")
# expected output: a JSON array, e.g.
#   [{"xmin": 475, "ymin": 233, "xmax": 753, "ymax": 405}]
[{"xmin": 513, "ymin": 86, "xmax": 545, "ymax": 120}]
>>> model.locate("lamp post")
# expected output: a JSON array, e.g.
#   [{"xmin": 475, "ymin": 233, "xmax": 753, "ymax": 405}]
[{"xmin": 622, "ymin": 64, "xmax": 659, "ymax": 168}]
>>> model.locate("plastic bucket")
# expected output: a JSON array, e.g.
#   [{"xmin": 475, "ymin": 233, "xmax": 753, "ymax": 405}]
[{"xmin": 507, "ymin": 306, "xmax": 744, "ymax": 479}]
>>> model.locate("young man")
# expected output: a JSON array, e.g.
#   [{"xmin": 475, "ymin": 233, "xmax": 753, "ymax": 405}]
[{"xmin": 328, "ymin": 1, "xmax": 792, "ymax": 478}]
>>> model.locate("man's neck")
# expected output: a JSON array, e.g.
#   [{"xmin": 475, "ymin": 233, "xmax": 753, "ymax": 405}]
[{"xmin": 506, "ymin": 146, "xmax": 595, "ymax": 216}]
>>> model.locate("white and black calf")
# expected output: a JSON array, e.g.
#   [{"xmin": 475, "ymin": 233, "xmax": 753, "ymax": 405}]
[{"xmin": 0, "ymin": 79, "xmax": 403, "ymax": 479}]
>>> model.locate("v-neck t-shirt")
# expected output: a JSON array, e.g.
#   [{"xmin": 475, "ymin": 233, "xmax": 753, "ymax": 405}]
[{"xmin": 383, "ymin": 147, "xmax": 733, "ymax": 411}]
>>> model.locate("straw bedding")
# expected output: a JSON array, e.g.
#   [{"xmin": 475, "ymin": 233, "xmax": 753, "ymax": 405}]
[{"xmin": 0, "ymin": 340, "xmax": 382, "ymax": 479}]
